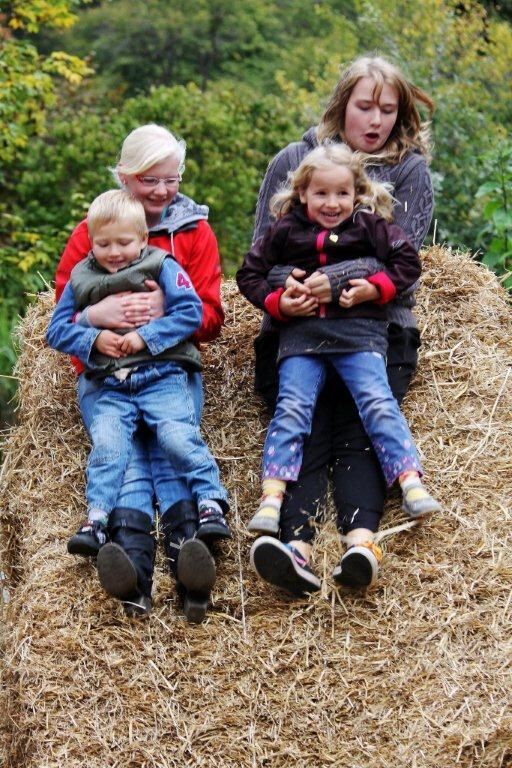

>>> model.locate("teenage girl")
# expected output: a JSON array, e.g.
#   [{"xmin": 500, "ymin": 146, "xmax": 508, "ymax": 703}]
[
  {"xmin": 237, "ymin": 143, "xmax": 440, "ymax": 593},
  {"xmin": 237, "ymin": 55, "xmax": 436, "ymax": 595}
]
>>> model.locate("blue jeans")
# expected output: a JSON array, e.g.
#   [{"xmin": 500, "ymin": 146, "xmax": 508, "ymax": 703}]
[
  {"xmin": 78, "ymin": 364, "xmax": 222, "ymax": 519},
  {"xmin": 263, "ymin": 353, "xmax": 422, "ymax": 487}
]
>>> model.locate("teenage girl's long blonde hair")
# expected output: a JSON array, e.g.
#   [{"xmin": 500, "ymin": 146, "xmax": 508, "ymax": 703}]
[
  {"xmin": 317, "ymin": 55, "xmax": 434, "ymax": 163},
  {"xmin": 271, "ymin": 144, "xmax": 394, "ymax": 222}
]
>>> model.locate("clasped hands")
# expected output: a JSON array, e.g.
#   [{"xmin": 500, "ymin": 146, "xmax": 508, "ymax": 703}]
[
  {"xmin": 91, "ymin": 279, "xmax": 164, "ymax": 358},
  {"xmin": 278, "ymin": 268, "xmax": 379, "ymax": 317}
]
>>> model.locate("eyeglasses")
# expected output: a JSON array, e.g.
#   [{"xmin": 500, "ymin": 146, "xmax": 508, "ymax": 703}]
[{"xmin": 135, "ymin": 174, "xmax": 182, "ymax": 188}]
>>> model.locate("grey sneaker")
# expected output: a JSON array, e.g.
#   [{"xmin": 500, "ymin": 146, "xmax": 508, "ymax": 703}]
[
  {"xmin": 247, "ymin": 497, "xmax": 281, "ymax": 535},
  {"xmin": 401, "ymin": 478, "xmax": 441, "ymax": 519}
]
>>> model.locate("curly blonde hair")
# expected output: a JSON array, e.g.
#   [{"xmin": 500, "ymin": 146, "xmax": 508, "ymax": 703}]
[
  {"xmin": 317, "ymin": 55, "xmax": 434, "ymax": 163},
  {"xmin": 271, "ymin": 144, "xmax": 394, "ymax": 222}
]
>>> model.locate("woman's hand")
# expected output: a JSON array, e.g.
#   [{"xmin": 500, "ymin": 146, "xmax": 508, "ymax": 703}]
[
  {"xmin": 86, "ymin": 281, "xmax": 165, "ymax": 329},
  {"xmin": 94, "ymin": 330, "xmax": 126, "ymax": 358},
  {"xmin": 339, "ymin": 278, "xmax": 380, "ymax": 308},
  {"xmin": 304, "ymin": 271, "xmax": 332, "ymax": 303},
  {"xmin": 279, "ymin": 286, "xmax": 318, "ymax": 317},
  {"xmin": 118, "ymin": 331, "xmax": 146, "ymax": 354},
  {"xmin": 284, "ymin": 268, "xmax": 311, "ymax": 296}
]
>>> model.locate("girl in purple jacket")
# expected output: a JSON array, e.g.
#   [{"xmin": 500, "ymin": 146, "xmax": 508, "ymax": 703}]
[{"xmin": 237, "ymin": 144, "xmax": 440, "ymax": 593}]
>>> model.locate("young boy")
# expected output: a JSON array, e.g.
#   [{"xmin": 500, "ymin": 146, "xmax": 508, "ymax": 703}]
[{"xmin": 47, "ymin": 189, "xmax": 229, "ymax": 557}]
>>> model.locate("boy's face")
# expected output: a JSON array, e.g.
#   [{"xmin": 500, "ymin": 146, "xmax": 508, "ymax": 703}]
[{"xmin": 91, "ymin": 220, "xmax": 148, "ymax": 273}]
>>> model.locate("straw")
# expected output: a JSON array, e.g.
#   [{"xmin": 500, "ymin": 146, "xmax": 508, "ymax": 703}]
[{"xmin": 0, "ymin": 246, "xmax": 510, "ymax": 767}]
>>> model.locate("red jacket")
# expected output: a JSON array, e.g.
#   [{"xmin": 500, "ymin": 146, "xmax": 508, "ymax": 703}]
[{"xmin": 55, "ymin": 218, "xmax": 224, "ymax": 374}]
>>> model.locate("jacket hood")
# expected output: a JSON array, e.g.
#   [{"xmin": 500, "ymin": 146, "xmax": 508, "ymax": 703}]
[
  {"xmin": 150, "ymin": 192, "xmax": 209, "ymax": 236},
  {"xmin": 301, "ymin": 126, "xmax": 319, "ymax": 149}
]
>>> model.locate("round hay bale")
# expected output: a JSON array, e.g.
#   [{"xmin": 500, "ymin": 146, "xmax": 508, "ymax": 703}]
[{"xmin": 0, "ymin": 246, "xmax": 511, "ymax": 768}]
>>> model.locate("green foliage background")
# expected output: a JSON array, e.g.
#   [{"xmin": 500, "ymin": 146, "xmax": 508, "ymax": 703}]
[{"xmin": 1, "ymin": 0, "xmax": 511, "ymax": 420}]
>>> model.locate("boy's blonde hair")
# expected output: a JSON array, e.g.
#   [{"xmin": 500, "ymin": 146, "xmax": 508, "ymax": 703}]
[
  {"xmin": 87, "ymin": 190, "xmax": 148, "ymax": 239},
  {"xmin": 317, "ymin": 55, "xmax": 434, "ymax": 163},
  {"xmin": 271, "ymin": 144, "xmax": 394, "ymax": 222},
  {"xmin": 112, "ymin": 124, "xmax": 186, "ymax": 182}
]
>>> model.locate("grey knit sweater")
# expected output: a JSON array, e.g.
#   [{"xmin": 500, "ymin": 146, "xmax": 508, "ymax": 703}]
[{"xmin": 253, "ymin": 127, "xmax": 434, "ymax": 330}]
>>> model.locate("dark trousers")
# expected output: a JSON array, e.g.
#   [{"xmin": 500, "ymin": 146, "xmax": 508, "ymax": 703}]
[{"xmin": 254, "ymin": 323, "xmax": 421, "ymax": 543}]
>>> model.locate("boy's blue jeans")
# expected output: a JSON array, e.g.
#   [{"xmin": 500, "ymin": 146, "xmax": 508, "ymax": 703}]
[
  {"xmin": 78, "ymin": 363, "xmax": 224, "ymax": 520},
  {"xmin": 263, "ymin": 352, "xmax": 422, "ymax": 488}
]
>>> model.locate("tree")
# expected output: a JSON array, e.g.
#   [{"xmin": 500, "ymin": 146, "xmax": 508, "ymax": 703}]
[
  {"xmin": 0, "ymin": 0, "xmax": 91, "ymax": 419},
  {"xmin": 0, "ymin": 1, "xmax": 91, "ymax": 165}
]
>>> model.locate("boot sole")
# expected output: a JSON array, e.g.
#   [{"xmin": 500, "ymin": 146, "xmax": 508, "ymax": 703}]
[
  {"xmin": 123, "ymin": 595, "xmax": 152, "ymax": 618},
  {"xmin": 97, "ymin": 542, "xmax": 138, "ymax": 600},
  {"xmin": 183, "ymin": 593, "xmax": 208, "ymax": 624},
  {"xmin": 177, "ymin": 539, "xmax": 216, "ymax": 595}
]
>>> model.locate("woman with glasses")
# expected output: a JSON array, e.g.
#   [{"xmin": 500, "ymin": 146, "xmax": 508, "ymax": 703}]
[{"xmin": 54, "ymin": 124, "xmax": 228, "ymax": 623}]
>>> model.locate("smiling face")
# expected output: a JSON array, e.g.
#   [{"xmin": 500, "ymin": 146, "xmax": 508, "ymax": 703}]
[
  {"xmin": 344, "ymin": 76, "xmax": 399, "ymax": 153},
  {"xmin": 91, "ymin": 220, "xmax": 148, "ymax": 273},
  {"xmin": 299, "ymin": 165, "xmax": 356, "ymax": 229},
  {"xmin": 120, "ymin": 156, "xmax": 182, "ymax": 227}
]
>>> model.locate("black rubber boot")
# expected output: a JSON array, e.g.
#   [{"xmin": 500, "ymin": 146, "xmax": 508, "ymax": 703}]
[
  {"xmin": 96, "ymin": 508, "xmax": 155, "ymax": 617},
  {"xmin": 160, "ymin": 500, "xmax": 199, "ymax": 578},
  {"xmin": 160, "ymin": 500, "xmax": 216, "ymax": 624}
]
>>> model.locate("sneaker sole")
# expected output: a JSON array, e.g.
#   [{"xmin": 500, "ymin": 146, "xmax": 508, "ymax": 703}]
[
  {"xmin": 247, "ymin": 516, "xmax": 280, "ymax": 536},
  {"xmin": 402, "ymin": 500, "xmax": 442, "ymax": 520},
  {"xmin": 333, "ymin": 547, "xmax": 379, "ymax": 589},
  {"xmin": 97, "ymin": 543, "xmax": 138, "ymax": 600},
  {"xmin": 177, "ymin": 539, "xmax": 216, "ymax": 595},
  {"xmin": 250, "ymin": 537, "xmax": 321, "ymax": 596}
]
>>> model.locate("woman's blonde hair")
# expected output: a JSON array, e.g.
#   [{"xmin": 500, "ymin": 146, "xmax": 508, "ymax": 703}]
[
  {"xmin": 271, "ymin": 144, "xmax": 394, "ymax": 222},
  {"xmin": 112, "ymin": 124, "xmax": 186, "ymax": 183},
  {"xmin": 317, "ymin": 55, "xmax": 434, "ymax": 163},
  {"xmin": 87, "ymin": 189, "xmax": 148, "ymax": 239}
]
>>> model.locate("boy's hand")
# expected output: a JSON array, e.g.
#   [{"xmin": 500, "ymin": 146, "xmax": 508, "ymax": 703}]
[
  {"xmin": 339, "ymin": 279, "xmax": 380, "ymax": 308},
  {"xmin": 118, "ymin": 331, "xmax": 146, "ymax": 354},
  {"xmin": 94, "ymin": 330, "xmax": 126, "ymax": 358},
  {"xmin": 279, "ymin": 286, "xmax": 318, "ymax": 317}
]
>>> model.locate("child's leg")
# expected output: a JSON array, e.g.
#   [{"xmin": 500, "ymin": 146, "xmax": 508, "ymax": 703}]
[
  {"xmin": 136, "ymin": 364, "xmax": 231, "ymax": 542},
  {"xmin": 85, "ymin": 388, "xmax": 138, "ymax": 517},
  {"xmin": 150, "ymin": 370, "xmax": 204, "ymax": 516},
  {"xmin": 247, "ymin": 479, "xmax": 287, "ymax": 534},
  {"xmin": 68, "ymin": 381, "xmax": 138, "ymax": 557},
  {"xmin": 77, "ymin": 374, "xmax": 157, "ymax": 613},
  {"xmin": 78, "ymin": 374, "xmax": 155, "ymax": 519},
  {"xmin": 330, "ymin": 352, "xmax": 440, "ymax": 517},
  {"xmin": 249, "ymin": 355, "xmax": 327, "ymax": 534}
]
